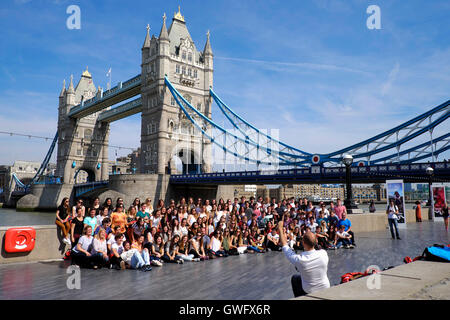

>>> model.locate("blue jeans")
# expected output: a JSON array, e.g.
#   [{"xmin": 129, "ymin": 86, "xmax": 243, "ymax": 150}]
[
  {"xmin": 131, "ymin": 250, "xmax": 150, "ymax": 269},
  {"xmin": 336, "ymin": 238, "xmax": 351, "ymax": 248},
  {"xmin": 388, "ymin": 218, "xmax": 400, "ymax": 238}
]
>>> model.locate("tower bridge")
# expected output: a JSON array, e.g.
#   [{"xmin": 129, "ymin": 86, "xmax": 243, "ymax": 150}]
[{"xmin": 8, "ymin": 7, "xmax": 450, "ymax": 210}]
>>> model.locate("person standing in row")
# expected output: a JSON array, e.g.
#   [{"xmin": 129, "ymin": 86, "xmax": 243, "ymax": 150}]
[{"xmin": 415, "ymin": 201, "xmax": 422, "ymax": 222}]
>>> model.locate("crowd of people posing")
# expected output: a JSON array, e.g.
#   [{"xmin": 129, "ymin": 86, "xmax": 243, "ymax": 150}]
[{"xmin": 55, "ymin": 195, "xmax": 356, "ymax": 271}]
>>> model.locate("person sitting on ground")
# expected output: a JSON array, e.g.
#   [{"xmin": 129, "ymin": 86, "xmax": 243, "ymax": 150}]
[
  {"xmin": 208, "ymin": 230, "xmax": 228, "ymax": 258},
  {"xmin": 278, "ymin": 216, "xmax": 330, "ymax": 297},
  {"xmin": 162, "ymin": 234, "xmax": 184, "ymax": 264},
  {"xmin": 336, "ymin": 225, "xmax": 354, "ymax": 249},
  {"xmin": 189, "ymin": 231, "xmax": 209, "ymax": 261},
  {"xmin": 56, "ymin": 197, "xmax": 71, "ymax": 245},
  {"xmin": 326, "ymin": 224, "xmax": 337, "ymax": 250},
  {"xmin": 178, "ymin": 234, "xmax": 200, "ymax": 262},
  {"xmin": 337, "ymin": 212, "xmax": 356, "ymax": 246},
  {"xmin": 131, "ymin": 234, "xmax": 152, "ymax": 271},
  {"xmin": 266, "ymin": 228, "xmax": 282, "ymax": 251},
  {"xmin": 110, "ymin": 233, "xmax": 126, "ymax": 270},
  {"xmin": 315, "ymin": 226, "xmax": 329, "ymax": 249},
  {"xmin": 71, "ymin": 225, "xmax": 95, "ymax": 268},
  {"xmin": 136, "ymin": 203, "xmax": 150, "ymax": 225},
  {"xmin": 150, "ymin": 234, "xmax": 164, "ymax": 266},
  {"xmin": 90, "ymin": 227, "xmax": 109, "ymax": 269}
]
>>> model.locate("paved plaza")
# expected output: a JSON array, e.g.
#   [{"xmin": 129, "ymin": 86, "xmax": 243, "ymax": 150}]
[{"xmin": 0, "ymin": 221, "xmax": 448, "ymax": 300}]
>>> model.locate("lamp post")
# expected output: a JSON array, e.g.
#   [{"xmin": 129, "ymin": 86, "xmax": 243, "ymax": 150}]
[
  {"xmin": 342, "ymin": 154, "xmax": 357, "ymax": 213},
  {"xmin": 426, "ymin": 167, "xmax": 434, "ymax": 207}
]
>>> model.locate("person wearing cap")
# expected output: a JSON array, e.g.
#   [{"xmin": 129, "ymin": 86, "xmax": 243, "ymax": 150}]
[{"xmin": 278, "ymin": 214, "xmax": 330, "ymax": 297}]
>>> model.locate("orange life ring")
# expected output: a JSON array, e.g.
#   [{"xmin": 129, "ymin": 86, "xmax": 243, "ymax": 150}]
[{"xmin": 4, "ymin": 227, "xmax": 36, "ymax": 253}]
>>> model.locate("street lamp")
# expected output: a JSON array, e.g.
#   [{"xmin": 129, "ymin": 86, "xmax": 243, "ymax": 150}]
[
  {"xmin": 426, "ymin": 166, "xmax": 434, "ymax": 206},
  {"xmin": 342, "ymin": 154, "xmax": 358, "ymax": 213}
]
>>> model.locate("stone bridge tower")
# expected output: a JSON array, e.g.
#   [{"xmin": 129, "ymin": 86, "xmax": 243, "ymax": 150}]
[
  {"xmin": 56, "ymin": 69, "xmax": 110, "ymax": 184},
  {"xmin": 140, "ymin": 7, "xmax": 213, "ymax": 174}
]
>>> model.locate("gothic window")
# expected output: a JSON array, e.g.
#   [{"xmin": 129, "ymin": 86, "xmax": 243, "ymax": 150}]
[
  {"xmin": 171, "ymin": 96, "xmax": 175, "ymax": 106},
  {"xmin": 77, "ymin": 149, "xmax": 82, "ymax": 156},
  {"xmin": 182, "ymin": 66, "xmax": 186, "ymax": 75},
  {"xmin": 188, "ymin": 52, "xmax": 192, "ymax": 62},
  {"xmin": 147, "ymin": 123, "xmax": 152, "ymax": 135},
  {"xmin": 84, "ymin": 129, "xmax": 93, "ymax": 140},
  {"xmin": 182, "ymin": 51, "xmax": 186, "ymax": 60},
  {"xmin": 188, "ymin": 68, "xmax": 192, "ymax": 77},
  {"xmin": 193, "ymin": 69, "xmax": 198, "ymax": 78},
  {"xmin": 197, "ymin": 103, "xmax": 202, "ymax": 112},
  {"xmin": 151, "ymin": 62, "xmax": 155, "ymax": 72},
  {"xmin": 176, "ymin": 65, "xmax": 180, "ymax": 74},
  {"xmin": 151, "ymin": 47, "xmax": 156, "ymax": 56}
]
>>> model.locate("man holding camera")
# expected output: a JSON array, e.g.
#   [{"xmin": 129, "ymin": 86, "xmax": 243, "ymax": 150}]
[{"xmin": 278, "ymin": 215, "xmax": 330, "ymax": 297}]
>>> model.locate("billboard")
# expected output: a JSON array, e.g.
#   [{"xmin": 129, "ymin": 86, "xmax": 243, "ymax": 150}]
[
  {"xmin": 386, "ymin": 180, "xmax": 406, "ymax": 224},
  {"xmin": 431, "ymin": 184, "xmax": 447, "ymax": 220}
]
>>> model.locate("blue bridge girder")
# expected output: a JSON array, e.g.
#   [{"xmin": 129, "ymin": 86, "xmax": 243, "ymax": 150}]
[
  {"xmin": 97, "ymin": 97, "xmax": 143, "ymax": 123},
  {"xmin": 68, "ymin": 74, "xmax": 141, "ymax": 119},
  {"xmin": 169, "ymin": 161, "xmax": 450, "ymax": 185}
]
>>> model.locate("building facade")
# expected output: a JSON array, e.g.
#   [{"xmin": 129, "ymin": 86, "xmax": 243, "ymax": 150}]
[{"xmin": 140, "ymin": 8, "xmax": 213, "ymax": 175}]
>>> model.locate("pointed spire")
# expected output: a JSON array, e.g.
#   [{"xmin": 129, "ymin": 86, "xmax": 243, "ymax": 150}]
[
  {"xmin": 159, "ymin": 13, "xmax": 169, "ymax": 41},
  {"xmin": 59, "ymin": 79, "xmax": 66, "ymax": 97},
  {"xmin": 142, "ymin": 24, "xmax": 151, "ymax": 49},
  {"xmin": 173, "ymin": 6, "xmax": 185, "ymax": 22},
  {"xmin": 67, "ymin": 74, "xmax": 74, "ymax": 94},
  {"xmin": 203, "ymin": 30, "xmax": 213, "ymax": 56}
]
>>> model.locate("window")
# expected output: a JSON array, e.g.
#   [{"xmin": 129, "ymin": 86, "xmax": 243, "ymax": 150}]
[
  {"xmin": 84, "ymin": 129, "xmax": 93, "ymax": 139},
  {"xmin": 193, "ymin": 69, "xmax": 198, "ymax": 78},
  {"xmin": 188, "ymin": 68, "xmax": 192, "ymax": 77},
  {"xmin": 171, "ymin": 97, "xmax": 175, "ymax": 106},
  {"xmin": 176, "ymin": 65, "xmax": 180, "ymax": 74},
  {"xmin": 188, "ymin": 52, "xmax": 192, "ymax": 62},
  {"xmin": 197, "ymin": 103, "xmax": 202, "ymax": 112},
  {"xmin": 182, "ymin": 51, "xmax": 186, "ymax": 60},
  {"xmin": 182, "ymin": 66, "xmax": 186, "ymax": 75},
  {"xmin": 77, "ymin": 149, "xmax": 82, "ymax": 156}
]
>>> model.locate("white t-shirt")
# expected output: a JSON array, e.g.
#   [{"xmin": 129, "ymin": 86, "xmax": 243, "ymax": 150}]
[
  {"xmin": 282, "ymin": 246, "xmax": 330, "ymax": 294},
  {"xmin": 111, "ymin": 242, "xmax": 124, "ymax": 255},
  {"xmin": 91, "ymin": 238, "xmax": 107, "ymax": 255},
  {"xmin": 387, "ymin": 205, "xmax": 398, "ymax": 219},
  {"xmin": 211, "ymin": 237, "xmax": 221, "ymax": 252}
]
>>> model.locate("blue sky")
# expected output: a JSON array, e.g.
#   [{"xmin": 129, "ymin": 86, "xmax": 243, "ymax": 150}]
[{"xmin": 0, "ymin": 0, "xmax": 449, "ymax": 166}]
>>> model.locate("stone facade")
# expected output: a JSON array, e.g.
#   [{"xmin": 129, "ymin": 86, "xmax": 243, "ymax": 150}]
[
  {"xmin": 56, "ymin": 69, "xmax": 110, "ymax": 184},
  {"xmin": 140, "ymin": 9, "xmax": 213, "ymax": 175}
]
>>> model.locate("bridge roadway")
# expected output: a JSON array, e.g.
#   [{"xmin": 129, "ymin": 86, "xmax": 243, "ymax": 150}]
[
  {"xmin": 68, "ymin": 74, "xmax": 141, "ymax": 119},
  {"xmin": 169, "ymin": 161, "xmax": 450, "ymax": 185}
]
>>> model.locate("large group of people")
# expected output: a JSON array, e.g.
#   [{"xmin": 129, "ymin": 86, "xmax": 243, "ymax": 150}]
[{"xmin": 55, "ymin": 195, "xmax": 357, "ymax": 271}]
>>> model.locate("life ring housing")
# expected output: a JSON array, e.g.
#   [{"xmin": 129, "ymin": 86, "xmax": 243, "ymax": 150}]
[{"xmin": 4, "ymin": 227, "xmax": 36, "ymax": 253}]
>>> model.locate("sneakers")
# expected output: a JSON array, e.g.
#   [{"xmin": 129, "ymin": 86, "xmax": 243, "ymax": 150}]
[
  {"xmin": 396, "ymin": 237, "xmax": 401, "ymax": 240},
  {"xmin": 120, "ymin": 260, "xmax": 126, "ymax": 270},
  {"xmin": 151, "ymin": 260, "xmax": 163, "ymax": 266},
  {"xmin": 349, "ymin": 244, "xmax": 355, "ymax": 249},
  {"xmin": 176, "ymin": 259, "xmax": 184, "ymax": 264},
  {"xmin": 344, "ymin": 245, "xmax": 350, "ymax": 249},
  {"xmin": 63, "ymin": 237, "xmax": 71, "ymax": 245},
  {"xmin": 142, "ymin": 265, "xmax": 152, "ymax": 272},
  {"xmin": 193, "ymin": 258, "xmax": 200, "ymax": 262}
]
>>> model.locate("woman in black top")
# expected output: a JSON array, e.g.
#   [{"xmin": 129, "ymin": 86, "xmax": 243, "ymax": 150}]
[
  {"xmin": 70, "ymin": 207, "xmax": 85, "ymax": 247},
  {"xmin": 56, "ymin": 197, "xmax": 71, "ymax": 245}
]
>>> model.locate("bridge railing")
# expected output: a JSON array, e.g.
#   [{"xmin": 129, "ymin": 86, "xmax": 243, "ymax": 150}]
[
  {"xmin": 68, "ymin": 74, "xmax": 141, "ymax": 117},
  {"xmin": 170, "ymin": 161, "xmax": 450, "ymax": 182},
  {"xmin": 74, "ymin": 180, "xmax": 109, "ymax": 198}
]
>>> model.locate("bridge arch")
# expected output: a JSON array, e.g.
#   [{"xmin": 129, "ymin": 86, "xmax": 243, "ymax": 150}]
[
  {"xmin": 168, "ymin": 144, "xmax": 202, "ymax": 175},
  {"xmin": 74, "ymin": 167, "xmax": 96, "ymax": 183}
]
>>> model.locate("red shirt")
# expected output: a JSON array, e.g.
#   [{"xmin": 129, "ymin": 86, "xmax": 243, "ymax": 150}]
[{"xmin": 334, "ymin": 205, "xmax": 346, "ymax": 220}]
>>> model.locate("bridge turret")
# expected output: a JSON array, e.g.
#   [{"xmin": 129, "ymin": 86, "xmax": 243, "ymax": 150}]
[
  {"xmin": 66, "ymin": 74, "xmax": 75, "ymax": 106},
  {"xmin": 142, "ymin": 24, "xmax": 151, "ymax": 60}
]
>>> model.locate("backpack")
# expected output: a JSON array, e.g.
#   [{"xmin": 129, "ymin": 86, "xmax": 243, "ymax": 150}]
[{"xmin": 404, "ymin": 244, "xmax": 450, "ymax": 264}]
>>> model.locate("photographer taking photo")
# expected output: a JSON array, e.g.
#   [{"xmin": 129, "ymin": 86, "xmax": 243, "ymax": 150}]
[{"xmin": 278, "ymin": 214, "xmax": 330, "ymax": 297}]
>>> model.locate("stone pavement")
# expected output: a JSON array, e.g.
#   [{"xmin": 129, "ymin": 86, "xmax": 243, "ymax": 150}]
[
  {"xmin": 0, "ymin": 221, "xmax": 448, "ymax": 299},
  {"xmin": 296, "ymin": 260, "xmax": 450, "ymax": 300}
]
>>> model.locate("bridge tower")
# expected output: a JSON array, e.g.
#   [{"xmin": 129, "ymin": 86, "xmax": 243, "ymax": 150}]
[
  {"xmin": 56, "ymin": 69, "xmax": 110, "ymax": 184},
  {"xmin": 140, "ymin": 7, "xmax": 213, "ymax": 175}
]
